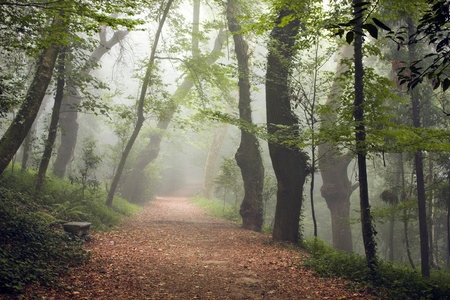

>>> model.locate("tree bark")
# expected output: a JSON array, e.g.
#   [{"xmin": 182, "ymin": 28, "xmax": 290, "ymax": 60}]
[
  {"xmin": 53, "ymin": 27, "xmax": 129, "ymax": 178},
  {"xmin": 21, "ymin": 96, "xmax": 49, "ymax": 171},
  {"xmin": 106, "ymin": 0, "xmax": 173, "ymax": 206},
  {"xmin": 0, "ymin": 15, "xmax": 64, "ymax": 176},
  {"xmin": 319, "ymin": 45, "xmax": 356, "ymax": 253},
  {"xmin": 266, "ymin": 9, "xmax": 308, "ymax": 243},
  {"xmin": 121, "ymin": 29, "xmax": 226, "ymax": 202},
  {"xmin": 353, "ymin": 0, "xmax": 377, "ymax": 271},
  {"xmin": 227, "ymin": 0, "xmax": 264, "ymax": 232},
  {"xmin": 408, "ymin": 17, "xmax": 430, "ymax": 277},
  {"xmin": 35, "ymin": 49, "xmax": 66, "ymax": 191}
]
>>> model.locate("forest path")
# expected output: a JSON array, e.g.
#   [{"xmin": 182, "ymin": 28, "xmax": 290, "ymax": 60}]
[{"xmin": 26, "ymin": 195, "xmax": 376, "ymax": 299}]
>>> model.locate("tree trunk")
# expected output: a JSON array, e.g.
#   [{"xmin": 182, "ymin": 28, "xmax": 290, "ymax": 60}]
[
  {"xmin": 35, "ymin": 49, "xmax": 66, "ymax": 191},
  {"xmin": 408, "ymin": 17, "xmax": 430, "ymax": 277},
  {"xmin": 319, "ymin": 45, "xmax": 356, "ymax": 253},
  {"xmin": 266, "ymin": 9, "xmax": 308, "ymax": 243},
  {"xmin": 0, "ymin": 15, "xmax": 64, "ymax": 176},
  {"xmin": 53, "ymin": 27, "xmax": 129, "ymax": 178},
  {"xmin": 21, "ymin": 95, "xmax": 49, "ymax": 171},
  {"xmin": 121, "ymin": 30, "xmax": 225, "ymax": 202},
  {"xmin": 227, "ymin": 0, "xmax": 264, "ymax": 232},
  {"xmin": 121, "ymin": 0, "xmax": 200, "ymax": 202},
  {"xmin": 353, "ymin": 0, "xmax": 377, "ymax": 271},
  {"xmin": 402, "ymin": 159, "xmax": 416, "ymax": 269},
  {"xmin": 201, "ymin": 124, "xmax": 228, "ymax": 199},
  {"xmin": 106, "ymin": 0, "xmax": 173, "ymax": 206}
]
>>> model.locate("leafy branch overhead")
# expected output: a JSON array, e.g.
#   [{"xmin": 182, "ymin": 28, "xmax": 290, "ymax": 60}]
[{"xmin": 331, "ymin": 0, "xmax": 450, "ymax": 92}]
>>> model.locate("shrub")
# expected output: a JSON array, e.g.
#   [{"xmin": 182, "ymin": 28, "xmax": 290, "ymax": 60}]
[
  {"xmin": 0, "ymin": 169, "xmax": 139, "ymax": 295},
  {"xmin": 303, "ymin": 237, "xmax": 450, "ymax": 299},
  {"xmin": 191, "ymin": 196, "xmax": 241, "ymax": 223}
]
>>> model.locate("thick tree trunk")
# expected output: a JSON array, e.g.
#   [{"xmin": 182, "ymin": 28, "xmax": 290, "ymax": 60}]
[
  {"xmin": 408, "ymin": 17, "xmax": 430, "ymax": 277},
  {"xmin": 227, "ymin": 0, "xmax": 264, "ymax": 232},
  {"xmin": 266, "ymin": 9, "xmax": 308, "ymax": 243},
  {"xmin": 35, "ymin": 50, "xmax": 66, "ymax": 191},
  {"xmin": 201, "ymin": 124, "xmax": 228, "ymax": 199},
  {"xmin": 53, "ymin": 27, "xmax": 129, "ymax": 178},
  {"xmin": 0, "ymin": 15, "xmax": 64, "ymax": 176},
  {"xmin": 319, "ymin": 45, "xmax": 356, "ymax": 253},
  {"xmin": 121, "ymin": 30, "xmax": 225, "ymax": 202},
  {"xmin": 353, "ymin": 0, "xmax": 377, "ymax": 271},
  {"xmin": 52, "ymin": 85, "xmax": 80, "ymax": 177},
  {"xmin": 106, "ymin": 0, "xmax": 173, "ymax": 206}
]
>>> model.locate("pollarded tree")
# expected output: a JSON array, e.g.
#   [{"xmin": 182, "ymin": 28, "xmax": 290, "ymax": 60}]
[
  {"xmin": 266, "ymin": 5, "xmax": 309, "ymax": 243},
  {"xmin": 227, "ymin": 0, "xmax": 265, "ymax": 232}
]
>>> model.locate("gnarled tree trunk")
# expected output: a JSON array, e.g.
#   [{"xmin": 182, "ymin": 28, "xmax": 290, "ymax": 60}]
[
  {"xmin": 319, "ymin": 45, "xmax": 357, "ymax": 253},
  {"xmin": 227, "ymin": 0, "xmax": 264, "ymax": 232},
  {"xmin": 266, "ymin": 9, "xmax": 308, "ymax": 243}
]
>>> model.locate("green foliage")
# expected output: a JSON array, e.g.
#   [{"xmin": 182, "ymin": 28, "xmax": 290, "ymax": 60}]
[
  {"xmin": 0, "ymin": 168, "xmax": 138, "ymax": 295},
  {"xmin": 304, "ymin": 238, "xmax": 450, "ymax": 299},
  {"xmin": 214, "ymin": 157, "xmax": 244, "ymax": 207},
  {"xmin": 69, "ymin": 137, "xmax": 102, "ymax": 198},
  {"xmin": 0, "ymin": 186, "xmax": 87, "ymax": 294},
  {"xmin": 190, "ymin": 196, "xmax": 241, "ymax": 223}
]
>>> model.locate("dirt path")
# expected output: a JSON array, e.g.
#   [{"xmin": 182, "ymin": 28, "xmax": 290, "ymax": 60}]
[{"xmin": 26, "ymin": 196, "xmax": 376, "ymax": 299}]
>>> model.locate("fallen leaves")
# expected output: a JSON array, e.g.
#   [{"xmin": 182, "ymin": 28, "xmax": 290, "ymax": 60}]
[{"xmin": 17, "ymin": 196, "xmax": 379, "ymax": 299}]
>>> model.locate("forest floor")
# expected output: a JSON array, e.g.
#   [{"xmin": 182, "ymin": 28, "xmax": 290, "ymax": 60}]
[{"xmin": 23, "ymin": 193, "xmax": 380, "ymax": 299}]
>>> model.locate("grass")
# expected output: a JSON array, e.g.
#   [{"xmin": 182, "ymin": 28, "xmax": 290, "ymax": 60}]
[
  {"xmin": 190, "ymin": 196, "xmax": 241, "ymax": 223},
  {"xmin": 303, "ymin": 237, "xmax": 450, "ymax": 299},
  {"xmin": 0, "ymin": 168, "xmax": 139, "ymax": 295},
  {"xmin": 191, "ymin": 196, "xmax": 450, "ymax": 299}
]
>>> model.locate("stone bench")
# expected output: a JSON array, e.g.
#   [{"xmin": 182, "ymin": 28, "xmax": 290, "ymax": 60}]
[{"xmin": 63, "ymin": 222, "xmax": 92, "ymax": 236}]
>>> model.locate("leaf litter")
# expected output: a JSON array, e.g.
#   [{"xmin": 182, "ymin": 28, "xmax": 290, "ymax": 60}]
[{"xmin": 21, "ymin": 196, "xmax": 380, "ymax": 299}]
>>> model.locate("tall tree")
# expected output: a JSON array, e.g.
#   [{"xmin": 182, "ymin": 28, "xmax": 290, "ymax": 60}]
[
  {"xmin": 35, "ymin": 49, "xmax": 67, "ymax": 191},
  {"xmin": 352, "ymin": 0, "xmax": 377, "ymax": 271},
  {"xmin": 53, "ymin": 26, "xmax": 129, "ymax": 178},
  {"xmin": 106, "ymin": 0, "xmax": 174, "ymax": 206},
  {"xmin": 266, "ymin": 7, "xmax": 308, "ymax": 243},
  {"xmin": 227, "ymin": 0, "xmax": 265, "ymax": 232},
  {"xmin": 121, "ymin": 19, "xmax": 226, "ymax": 202},
  {"xmin": 407, "ymin": 17, "xmax": 430, "ymax": 277},
  {"xmin": 0, "ymin": 13, "xmax": 65, "ymax": 175},
  {"xmin": 319, "ymin": 44, "xmax": 358, "ymax": 253}
]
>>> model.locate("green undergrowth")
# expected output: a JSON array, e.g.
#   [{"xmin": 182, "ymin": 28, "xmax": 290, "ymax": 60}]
[
  {"xmin": 303, "ymin": 238, "xmax": 450, "ymax": 299},
  {"xmin": 0, "ymin": 168, "xmax": 139, "ymax": 295},
  {"xmin": 190, "ymin": 196, "xmax": 241, "ymax": 223}
]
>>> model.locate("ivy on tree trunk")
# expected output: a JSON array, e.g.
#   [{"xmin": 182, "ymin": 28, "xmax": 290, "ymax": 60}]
[
  {"xmin": 352, "ymin": 0, "xmax": 377, "ymax": 271},
  {"xmin": 266, "ymin": 8, "xmax": 308, "ymax": 243}
]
